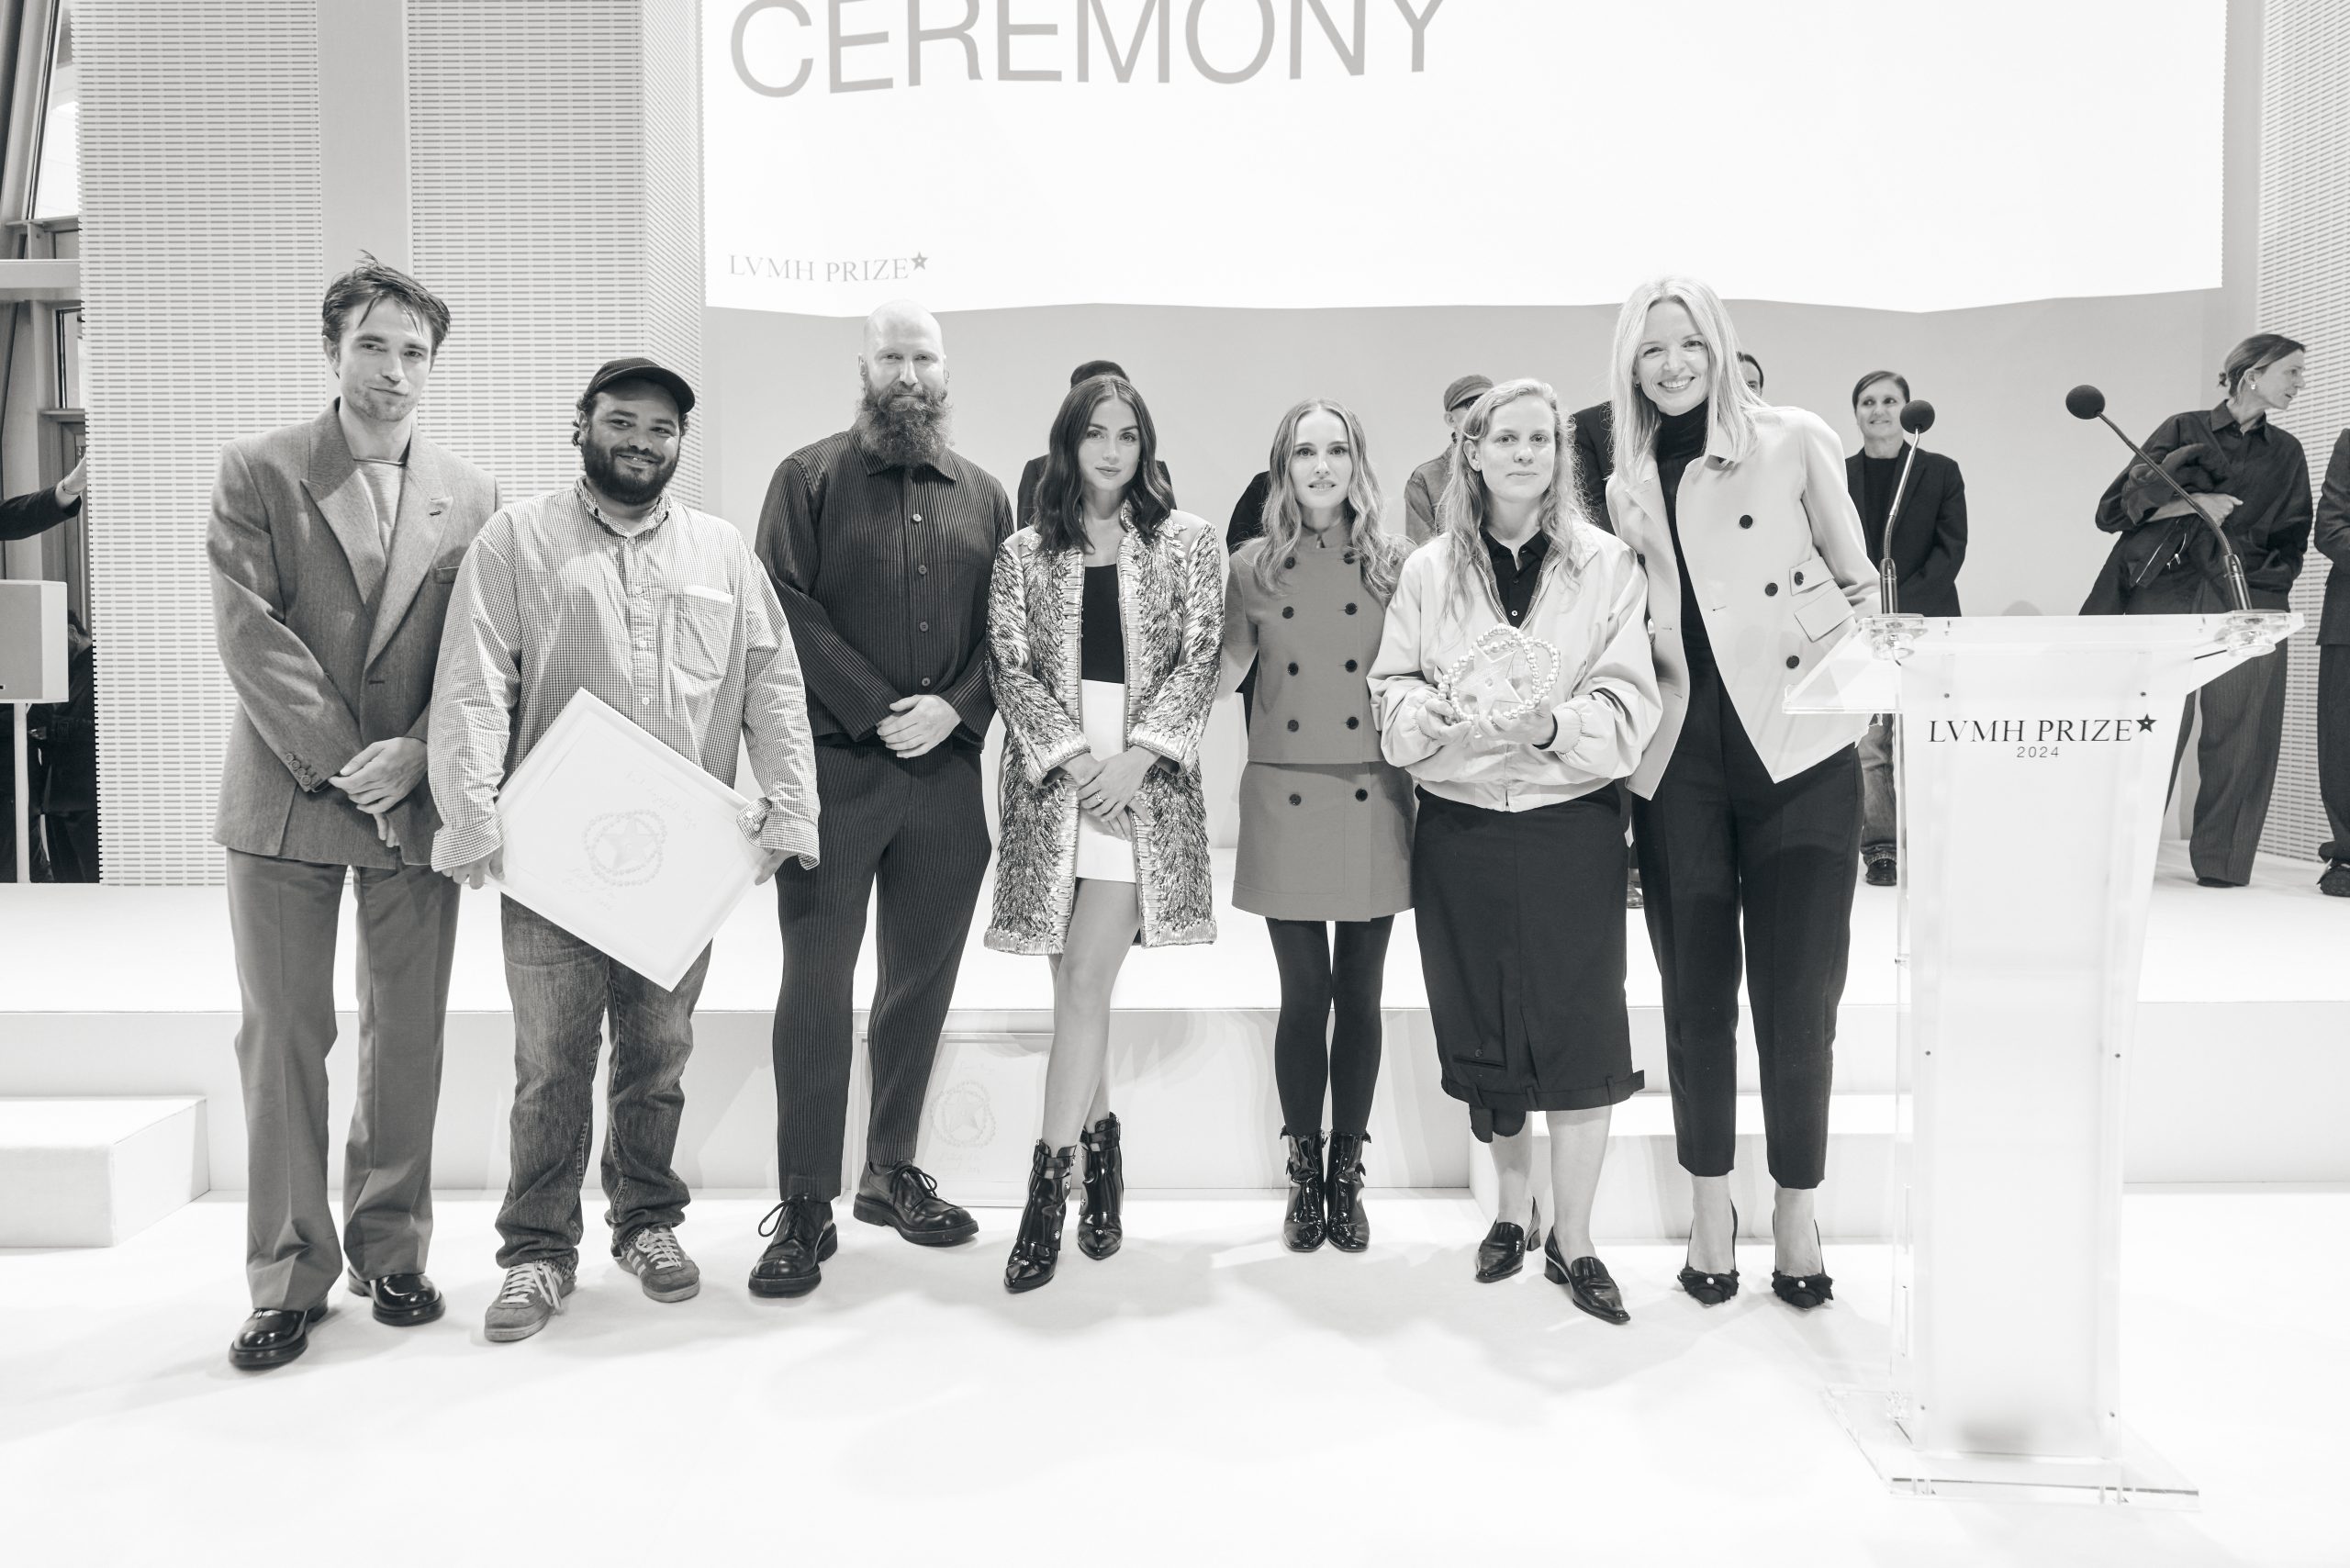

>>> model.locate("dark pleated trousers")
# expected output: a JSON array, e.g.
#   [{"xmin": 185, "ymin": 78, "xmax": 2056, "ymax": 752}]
[
  {"xmin": 2322, "ymin": 644, "xmax": 2350, "ymax": 864},
  {"xmin": 1631, "ymin": 655, "xmax": 1859, "ymax": 1191},
  {"xmin": 2168, "ymin": 639, "xmax": 2289, "ymax": 885},
  {"xmin": 771, "ymin": 744, "xmax": 991, "ymax": 1201}
]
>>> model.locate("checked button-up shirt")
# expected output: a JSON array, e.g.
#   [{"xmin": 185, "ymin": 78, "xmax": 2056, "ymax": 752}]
[{"xmin": 428, "ymin": 480, "xmax": 820, "ymax": 872}]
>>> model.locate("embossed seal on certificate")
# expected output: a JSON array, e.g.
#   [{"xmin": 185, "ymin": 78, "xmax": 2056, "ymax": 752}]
[{"xmin": 1438, "ymin": 625, "xmax": 1561, "ymax": 731}]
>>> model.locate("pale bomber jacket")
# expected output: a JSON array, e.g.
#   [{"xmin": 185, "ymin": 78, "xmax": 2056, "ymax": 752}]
[{"xmin": 1368, "ymin": 522, "xmax": 1661, "ymax": 812}]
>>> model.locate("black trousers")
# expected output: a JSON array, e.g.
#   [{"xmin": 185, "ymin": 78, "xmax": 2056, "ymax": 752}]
[
  {"xmin": 1265, "ymin": 916, "xmax": 1393, "ymax": 1138},
  {"xmin": 2167, "ymin": 638, "xmax": 2289, "ymax": 885},
  {"xmin": 2317, "ymin": 644, "xmax": 2350, "ymax": 865},
  {"xmin": 1632, "ymin": 655, "xmax": 1858, "ymax": 1190},
  {"xmin": 772, "ymin": 744, "xmax": 991, "ymax": 1201}
]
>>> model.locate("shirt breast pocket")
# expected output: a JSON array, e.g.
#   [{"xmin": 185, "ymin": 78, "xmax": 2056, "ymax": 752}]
[{"xmin": 662, "ymin": 587, "xmax": 734, "ymax": 682}]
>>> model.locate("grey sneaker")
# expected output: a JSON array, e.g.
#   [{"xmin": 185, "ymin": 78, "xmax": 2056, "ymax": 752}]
[
  {"xmin": 484, "ymin": 1260, "xmax": 574, "ymax": 1342},
  {"xmin": 617, "ymin": 1225, "xmax": 701, "ymax": 1302}
]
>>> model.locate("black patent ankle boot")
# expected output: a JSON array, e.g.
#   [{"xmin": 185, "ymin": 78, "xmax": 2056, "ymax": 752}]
[
  {"xmin": 1281, "ymin": 1132, "xmax": 1326, "ymax": 1252},
  {"xmin": 1078, "ymin": 1114, "xmax": 1125, "ymax": 1260},
  {"xmin": 1004, "ymin": 1141, "xmax": 1076, "ymax": 1294},
  {"xmin": 1326, "ymin": 1131, "xmax": 1371, "ymax": 1253}
]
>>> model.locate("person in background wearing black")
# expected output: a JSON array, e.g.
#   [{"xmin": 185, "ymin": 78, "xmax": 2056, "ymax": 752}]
[
  {"xmin": 1, "ymin": 459, "xmax": 87, "ymax": 881},
  {"xmin": 751, "ymin": 299, "xmax": 1012, "ymax": 1298},
  {"xmin": 1399, "ymin": 374, "xmax": 1491, "ymax": 545},
  {"xmin": 1018, "ymin": 360, "xmax": 1172, "ymax": 522},
  {"xmin": 2084, "ymin": 333, "xmax": 2311, "ymax": 889},
  {"xmin": 1846, "ymin": 371, "xmax": 1966, "ymax": 887},
  {"xmin": 2313, "ymin": 426, "xmax": 2350, "ymax": 898}
]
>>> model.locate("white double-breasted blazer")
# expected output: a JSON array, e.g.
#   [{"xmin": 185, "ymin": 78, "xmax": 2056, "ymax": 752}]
[{"xmin": 1606, "ymin": 404, "xmax": 1874, "ymax": 795}]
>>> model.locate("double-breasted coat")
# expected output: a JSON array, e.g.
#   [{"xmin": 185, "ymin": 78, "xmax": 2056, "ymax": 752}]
[{"xmin": 985, "ymin": 513, "xmax": 1225, "ymax": 953}]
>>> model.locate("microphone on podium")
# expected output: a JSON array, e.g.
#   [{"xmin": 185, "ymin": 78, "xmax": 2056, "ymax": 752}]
[
  {"xmin": 2066, "ymin": 384, "xmax": 2253, "ymax": 612},
  {"xmin": 1877, "ymin": 399, "xmax": 1937, "ymax": 615}
]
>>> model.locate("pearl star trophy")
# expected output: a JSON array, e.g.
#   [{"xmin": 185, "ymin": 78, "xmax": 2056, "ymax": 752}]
[
  {"xmin": 492, "ymin": 689, "xmax": 769, "ymax": 990},
  {"xmin": 1438, "ymin": 625, "xmax": 1561, "ymax": 744}
]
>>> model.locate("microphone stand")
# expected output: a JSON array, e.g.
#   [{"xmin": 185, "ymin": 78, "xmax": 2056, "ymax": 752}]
[
  {"xmin": 2091, "ymin": 410, "xmax": 2254, "ymax": 613},
  {"xmin": 1877, "ymin": 436, "xmax": 1925, "ymax": 615}
]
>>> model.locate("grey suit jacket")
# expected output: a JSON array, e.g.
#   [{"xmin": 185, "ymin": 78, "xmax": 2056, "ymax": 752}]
[{"xmin": 208, "ymin": 404, "xmax": 498, "ymax": 868}]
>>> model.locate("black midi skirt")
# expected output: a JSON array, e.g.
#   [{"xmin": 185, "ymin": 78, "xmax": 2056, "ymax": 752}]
[{"xmin": 1411, "ymin": 785, "xmax": 1643, "ymax": 1137}]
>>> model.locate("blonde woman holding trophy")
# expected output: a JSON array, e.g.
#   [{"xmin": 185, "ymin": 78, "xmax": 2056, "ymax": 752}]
[{"xmin": 1368, "ymin": 378, "xmax": 1660, "ymax": 1322}]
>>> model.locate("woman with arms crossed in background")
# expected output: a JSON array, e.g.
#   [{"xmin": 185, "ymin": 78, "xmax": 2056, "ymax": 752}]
[
  {"xmin": 985, "ymin": 374, "xmax": 1225, "ymax": 1294},
  {"xmin": 1221, "ymin": 399, "xmax": 1414, "ymax": 1253},
  {"xmin": 1370, "ymin": 378, "xmax": 1659, "ymax": 1323},
  {"xmin": 1606, "ymin": 276, "xmax": 1874, "ymax": 1311}
]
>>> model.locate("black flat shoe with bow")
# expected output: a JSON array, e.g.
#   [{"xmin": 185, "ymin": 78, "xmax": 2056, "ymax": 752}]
[{"xmin": 1544, "ymin": 1236, "xmax": 1629, "ymax": 1325}]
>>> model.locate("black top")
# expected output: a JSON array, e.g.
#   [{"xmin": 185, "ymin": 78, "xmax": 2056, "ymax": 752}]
[
  {"xmin": 0, "ymin": 485, "xmax": 79, "ymax": 544},
  {"xmin": 1483, "ymin": 528, "xmax": 1550, "ymax": 626},
  {"xmin": 1225, "ymin": 469, "xmax": 1274, "ymax": 552},
  {"xmin": 1569, "ymin": 400, "xmax": 1614, "ymax": 531},
  {"xmin": 1080, "ymin": 563, "xmax": 1125, "ymax": 683},
  {"xmin": 2089, "ymin": 400, "xmax": 2311, "ymax": 611},
  {"xmin": 1655, "ymin": 401, "xmax": 1713, "ymax": 665},
  {"xmin": 2318, "ymin": 429, "xmax": 2350, "ymax": 647},
  {"xmin": 755, "ymin": 430, "xmax": 1014, "ymax": 747},
  {"xmin": 1857, "ymin": 452, "xmax": 1902, "ymax": 554},
  {"xmin": 1846, "ymin": 446, "xmax": 1968, "ymax": 617}
]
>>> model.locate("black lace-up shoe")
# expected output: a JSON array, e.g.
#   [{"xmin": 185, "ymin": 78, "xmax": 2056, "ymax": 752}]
[
  {"xmin": 749, "ymin": 1196, "xmax": 837, "ymax": 1297},
  {"xmin": 852, "ymin": 1160, "xmax": 979, "ymax": 1247}
]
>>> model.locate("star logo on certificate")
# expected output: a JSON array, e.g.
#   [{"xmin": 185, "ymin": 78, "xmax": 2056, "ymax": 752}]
[{"xmin": 584, "ymin": 810, "xmax": 667, "ymax": 886}]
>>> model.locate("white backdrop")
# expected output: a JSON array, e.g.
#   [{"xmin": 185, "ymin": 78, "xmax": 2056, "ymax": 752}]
[{"xmin": 705, "ymin": 0, "xmax": 2225, "ymax": 316}]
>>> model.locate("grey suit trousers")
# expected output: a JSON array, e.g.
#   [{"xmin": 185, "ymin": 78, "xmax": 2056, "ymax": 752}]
[{"xmin": 226, "ymin": 848, "xmax": 460, "ymax": 1310}]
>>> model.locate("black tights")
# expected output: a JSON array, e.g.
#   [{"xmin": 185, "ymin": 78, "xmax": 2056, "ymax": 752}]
[{"xmin": 1265, "ymin": 916, "xmax": 1393, "ymax": 1138}]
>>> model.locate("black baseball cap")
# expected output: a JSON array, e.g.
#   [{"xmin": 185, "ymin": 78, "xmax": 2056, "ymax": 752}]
[{"xmin": 583, "ymin": 355, "xmax": 696, "ymax": 417}]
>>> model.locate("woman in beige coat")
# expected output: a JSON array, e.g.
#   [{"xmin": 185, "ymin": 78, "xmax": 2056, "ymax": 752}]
[{"xmin": 985, "ymin": 373, "xmax": 1224, "ymax": 1293}]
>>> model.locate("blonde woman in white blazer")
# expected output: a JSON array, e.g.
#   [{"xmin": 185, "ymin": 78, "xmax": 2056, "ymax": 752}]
[{"xmin": 1603, "ymin": 276, "xmax": 1874, "ymax": 1314}]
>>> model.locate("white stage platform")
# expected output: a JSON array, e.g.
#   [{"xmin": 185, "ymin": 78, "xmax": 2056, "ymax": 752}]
[
  {"xmin": 2, "ymin": 842, "xmax": 2345, "ymax": 1225},
  {"xmin": 0, "ymin": 1190, "xmax": 2338, "ymax": 1566}
]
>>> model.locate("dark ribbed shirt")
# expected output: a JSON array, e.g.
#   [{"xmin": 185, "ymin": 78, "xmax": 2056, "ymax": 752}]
[
  {"xmin": 755, "ymin": 431, "xmax": 1013, "ymax": 746},
  {"xmin": 1482, "ymin": 527, "xmax": 1551, "ymax": 625},
  {"xmin": 1655, "ymin": 402, "xmax": 1713, "ymax": 665},
  {"xmin": 1080, "ymin": 563, "xmax": 1125, "ymax": 682}
]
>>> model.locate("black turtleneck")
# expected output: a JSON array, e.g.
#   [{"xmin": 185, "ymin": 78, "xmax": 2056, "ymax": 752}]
[{"xmin": 1654, "ymin": 401, "xmax": 1713, "ymax": 666}]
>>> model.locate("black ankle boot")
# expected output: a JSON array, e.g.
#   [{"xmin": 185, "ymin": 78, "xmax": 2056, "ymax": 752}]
[
  {"xmin": 1281, "ymin": 1131, "xmax": 1326, "ymax": 1252},
  {"xmin": 1326, "ymin": 1131, "xmax": 1370, "ymax": 1253},
  {"xmin": 1004, "ymin": 1141, "xmax": 1076, "ymax": 1294},
  {"xmin": 1078, "ymin": 1114, "xmax": 1125, "ymax": 1260}
]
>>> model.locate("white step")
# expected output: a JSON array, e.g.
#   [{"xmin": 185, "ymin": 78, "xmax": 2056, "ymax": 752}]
[
  {"xmin": 0, "ymin": 1098, "xmax": 209, "ymax": 1246},
  {"xmin": 1467, "ymin": 1092, "xmax": 1896, "ymax": 1242}
]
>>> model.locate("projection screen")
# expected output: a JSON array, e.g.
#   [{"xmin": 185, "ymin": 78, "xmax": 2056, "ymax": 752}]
[{"xmin": 704, "ymin": 0, "xmax": 2224, "ymax": 316}]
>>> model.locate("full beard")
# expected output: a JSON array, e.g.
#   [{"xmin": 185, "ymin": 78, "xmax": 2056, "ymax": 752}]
[
  {"xmin": 853, "ymin": 379, "xmax": 953, "ymax": 471},
  {"xmin": 581, "ymin": 438, "xmax": 678, "ymax": 507}
]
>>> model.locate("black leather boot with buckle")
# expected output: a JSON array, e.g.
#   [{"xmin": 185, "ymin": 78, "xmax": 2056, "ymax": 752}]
[
  {"xmin": 1004, "ymin": 1141, "xmax": 1077, "ymax": 1294},
  {"xmin": 1078, "ymin": 1113, "xmax": 1125, "ymax": 1260},
  {"xmin": 1282, "ymin": 1131, "xmax": 1326, "ymax": 1251},
  {"xmin": 1326, "ymin": 1130, "xmax": 1371, "ymax": 1253}
]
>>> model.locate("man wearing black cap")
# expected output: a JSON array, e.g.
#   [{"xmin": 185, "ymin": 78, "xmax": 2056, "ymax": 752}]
[
  {"xmin": 430, "ymin": 355, "xmax": 820, "ymax": 1343},
  {"xmin": 750, "ymin": 298, "xmax": 1013, "ymax": 1298},
  {"xmin": 1401, "ymin": 374, "xmax": 1492, "ymax": 544}
]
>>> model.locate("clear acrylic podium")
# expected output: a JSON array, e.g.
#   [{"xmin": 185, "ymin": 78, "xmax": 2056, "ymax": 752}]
[{"xmin": 1787, "ymin": 610, "xmax": 2299, "ymax": 1505}]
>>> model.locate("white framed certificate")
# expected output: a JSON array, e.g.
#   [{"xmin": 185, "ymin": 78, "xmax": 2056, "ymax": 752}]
[{"xmin": 494, "ymin": 689, "xmax": 763, "ymax": 990}]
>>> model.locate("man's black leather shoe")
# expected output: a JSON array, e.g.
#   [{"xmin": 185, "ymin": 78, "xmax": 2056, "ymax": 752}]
[
  {"xmin": 346, "ymin": 1271, "xmax": 445, "ymax": 1327},
  {"xmin": 750, "ymin": 1197, "xmax": 838, "ymax": 1297},
  {"xmin": 229, "ymin": 1303, "xmax": 328, "ymax": 1370},
  {"xmin": 852, "ymin": 1161, "xmax": 979, "ymax": 1247}
]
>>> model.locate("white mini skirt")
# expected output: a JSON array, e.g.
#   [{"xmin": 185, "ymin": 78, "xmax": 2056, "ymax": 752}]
[{"xmin": 1075, "ymin": 678, "xmax": 1136, "ymax": 884}]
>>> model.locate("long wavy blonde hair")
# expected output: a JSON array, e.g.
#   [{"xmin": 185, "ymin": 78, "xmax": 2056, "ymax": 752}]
[
  {"xmin": 1250, "ymin": 398, "xmax": 1405, "ymax": 602},
  {"xmin": 1607, "ymin": 275, "xmax": 1762, "ymax": 484},
  {"xmin": 1436, "ymin": 377, "xmax": 1586, "ymax": 625}
]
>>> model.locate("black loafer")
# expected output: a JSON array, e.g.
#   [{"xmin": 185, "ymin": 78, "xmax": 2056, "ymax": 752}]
[
  {"xmin": 852, "ymin": 1161, "xmax": 979, "ymax": 1247},
  {"xmin": 1474, "ymin": 1220, "xmax": 1528, "ymax": 1282},
  {"xmin": 1863, "ymin": 852, "xmax": 1897, "ymax": 888},
  {"xmin": 750, "ymin": 1197, "xmax": 838, "ymax": 1297},
  {"xmin": 229, "ymin": 1303, "xmax": 328, "ymax": 1370},
  {"xmin": 346, "ymin": 1271, "xmax": 445, "ymax": 1327},
  {"xmin": 1544, "ymin": 1238, "xmax": 1629, "ymax": 1325}
]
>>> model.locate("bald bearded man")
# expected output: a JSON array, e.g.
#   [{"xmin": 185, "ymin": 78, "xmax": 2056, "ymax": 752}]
[{"xmin": 750, "ymin": 299, "xmax": 1014, "ymax": 1295}]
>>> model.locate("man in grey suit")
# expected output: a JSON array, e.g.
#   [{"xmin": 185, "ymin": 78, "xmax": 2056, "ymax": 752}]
[{"xmin": 209, "ymin": 258, "xmax": 498, "ymax": 1370}]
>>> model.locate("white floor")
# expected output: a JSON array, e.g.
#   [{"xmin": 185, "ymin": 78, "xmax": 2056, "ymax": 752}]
[{"xmin": 2, "ymin": 1190, "xmax": 2341, "ymax": 1566}]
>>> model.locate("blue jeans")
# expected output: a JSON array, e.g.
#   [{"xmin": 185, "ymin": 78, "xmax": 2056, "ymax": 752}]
[
  {"xmin": 494, "ymin": 898, "xmax": 711, "ymax": 1270},
  {"xmin": 1859, "ymin": 714, "xmax": 1897, "ymax": 857}
]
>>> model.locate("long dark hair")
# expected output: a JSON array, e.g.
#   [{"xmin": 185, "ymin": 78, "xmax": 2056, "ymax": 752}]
[{"xmin": 1032, "ymin": 374, "xmax": 1176, "ymax": 554}]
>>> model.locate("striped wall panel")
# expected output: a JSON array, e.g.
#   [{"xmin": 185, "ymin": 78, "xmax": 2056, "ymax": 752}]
[
  {"xmin": 79, "ymin": 1, "xmax": 326, "ymax": 884},
  {"xmin": 2256, "ymin": 2, "xmax": 2350, "ymax": 862},
  {"xmin": 406, "ymin": 0, "xmax": 704, "ymax": 510}
]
